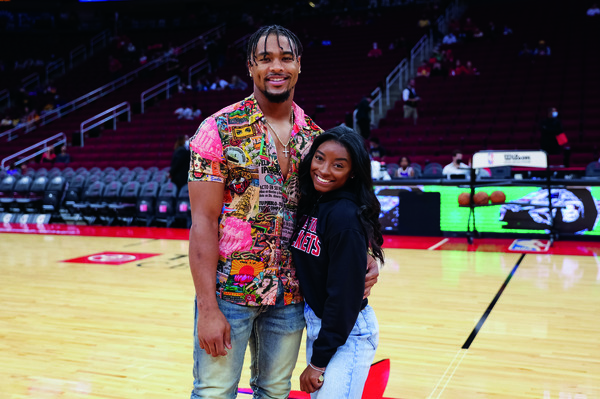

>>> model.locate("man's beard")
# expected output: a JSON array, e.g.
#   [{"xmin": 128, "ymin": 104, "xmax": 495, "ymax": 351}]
[{"xmin": 262, "ymin": 87, "xmax": 292, "ymax": 104}]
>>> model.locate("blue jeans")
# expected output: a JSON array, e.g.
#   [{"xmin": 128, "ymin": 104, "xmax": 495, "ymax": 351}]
[
  {"xmin": 304, "ymin": 304, "xmax": 378, "ymax": 399},
  {"xmin": 191, "ymin": 287, "xmax": 305, "ymax": 399}
]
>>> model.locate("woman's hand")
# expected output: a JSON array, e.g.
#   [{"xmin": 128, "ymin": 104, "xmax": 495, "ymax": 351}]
[{"xmin": 299, "ymin": 364, "xmax": 325, "ymax": 393}]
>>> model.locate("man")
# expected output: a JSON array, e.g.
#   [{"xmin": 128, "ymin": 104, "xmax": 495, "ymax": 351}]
[
  {"xmin": 355, "ymin": 96, "xmax": 372, "ymax": 139},
  {"xmin": 540, "ymin": 107, "xmax": 570, "ymax": 167},
  {"xmin": 402, "ymin": 79, "xmax": 420, "ymax": 125},
  {"xmin": 442, "ymin": 149, "xmax": 470, "ymax": 178},
  {"xmin": 187, "ymin": 25, "xmax": 379, "ymax": 399}
]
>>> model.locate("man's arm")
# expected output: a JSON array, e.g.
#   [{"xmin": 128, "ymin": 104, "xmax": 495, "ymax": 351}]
[{"xmin": 189, "ymin": 180, "xmax": 231, "ymax": 357}]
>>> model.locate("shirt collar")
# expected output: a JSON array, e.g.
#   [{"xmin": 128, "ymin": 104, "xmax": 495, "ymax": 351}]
[{"xmin": 245, "ymin": 95, "xmax": 308, "ymax": 133}]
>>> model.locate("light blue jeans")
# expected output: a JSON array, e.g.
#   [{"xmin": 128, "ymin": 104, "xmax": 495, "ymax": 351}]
[
  {"xmin": 304, "ymin": 304, "xmax": 379, "ymax": 399},
  {"xmin": 191, "ymin": 287, "xmax": 305, "ymax": 399}
]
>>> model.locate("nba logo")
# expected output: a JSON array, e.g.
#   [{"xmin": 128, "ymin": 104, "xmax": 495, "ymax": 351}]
[{"xmin": 487, "ymin": 152, "xmax": 494, "ymax": 165}]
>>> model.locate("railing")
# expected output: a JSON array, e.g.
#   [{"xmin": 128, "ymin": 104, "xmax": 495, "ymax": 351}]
[
  {"xmin": 141, "ymin": 76, "xmax": 180, "ymax": 114},
  {"xmin": 0, "ymin": 24, "xmax": 224, "ymax": 142},
  {"xmin": 0, "ymin": 89, "xmax": 9, "ymax": 110},
  {"xmin": 178, "ymin": 23, "xmax": 226, "ymax": 55},
  {"xmin": 46, "ymin": 58, "xmax": 65, "ymax": 83},
  {"xmin": 385, "ymin": 59, "xmax": 408, "ymax": 106},
  {"xmin": 373, "ymin": 0, "xmax": 462, "ymax": 127},
  {"xmin": 370, "ymin": 87, "xmax": 383, "ymax": 123},
  {"xmin": 188, "ymin": 60, "xmax": 209, "ymax": 87},
  {"xmin": 79, "ymin": 102, "xmax": 130, "ymax": 147},
  {"xmin": 1, "ymin": 133, "xmax": 66, "ymax": 169},
  {"xmin": 90, "ymin": 29, "xmax": 111, "ymax": 55},
  {"xmin": 188, "ymin": 30, "xmax": 246, "ymax": 86},
  {"xmin": 21, "ymin": 73, "xmax": 40, "ymax": 91},
  {"xmin": 69, "ymin": 45, "xmax": 87, "ymax": 69}
]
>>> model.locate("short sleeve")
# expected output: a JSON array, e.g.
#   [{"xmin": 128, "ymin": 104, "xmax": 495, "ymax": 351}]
[{"xmin": 188, "ymin": 117, "xmax": 229, "ymax": 183}]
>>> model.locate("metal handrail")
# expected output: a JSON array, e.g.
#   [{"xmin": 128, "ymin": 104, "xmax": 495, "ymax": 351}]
[
  {"xmin": 21, "ymin": 73, "xmax": 40, "ymax": 91},
  {"xmin": 141, "ymin": 76, "xmax": 180, "ymax": 114},
  {"xmin": 188, "ymin": 60, "xmax": 209, "ymax": 86},
  {"xmin": 385, "ymin": 59, "xmax": 408, "ymax": 106},
  {"xmin": 46, "ymin": 58, "xmax": 65, "ymax": 83},
  {"xmin": 79, "ymin": 102, "xmax": 130, "ymax": 147},
  {"xmin": 370, "ymin": 87, "xmax": 383, "ymax": 123},
  {"xmin": 188, "ymin": 31, "xmax": 247, "ymax": 86},
  {"xmin": 0, "ymin": 89, "xmax": 9, "ymax": 109},
  {"xmin": 178, "ymin": 23, "xmax": 226, "ymax": 55},
  {"xmin": 1, "ymin": 132, "xmax": 66, "ymax": 169},
  {"xmin": 409, "ymin": 35, "xmax": 428, "ymax": 74},
  {"xmin": 69, "ymin": 45, "xmax": 87, "ymax": 69},
  {"xmin": 90, "ymin": 29, "xmax": 110, "ymax": 55}
]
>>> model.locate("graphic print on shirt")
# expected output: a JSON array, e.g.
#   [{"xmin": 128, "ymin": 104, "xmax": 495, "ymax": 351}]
[{"xmin": 291, "ymin": 217, "xmax": 321, "ymax": 256}]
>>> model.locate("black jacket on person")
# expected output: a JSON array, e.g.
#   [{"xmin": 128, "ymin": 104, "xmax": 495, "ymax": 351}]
[
  {"xmin": 540, "ymin": 117, "xmax": 563, "ymax": 155},
  {"xmin": 290, "ymin": 189, "xmax": 368, "ymax": 368},
  {"xmin": 170, "ymin": 145, "xmax": 191, "ymax": 190}
]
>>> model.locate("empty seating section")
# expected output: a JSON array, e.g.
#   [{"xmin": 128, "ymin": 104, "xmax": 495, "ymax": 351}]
[
  {"xmin": 374, "ymin": 1, "xmax": 600, "ymax": 168},
  {"xmin": 0, "ymin": 166, "xmax": 191, "ymax": 227}
]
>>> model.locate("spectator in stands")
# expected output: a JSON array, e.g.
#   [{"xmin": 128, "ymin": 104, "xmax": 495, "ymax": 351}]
[
  {"xmin": 192, "ymin": 105, "xmax": 202, "ymax": 120},
  {"xmin": 464, "ymin": 61, "xmax": 478, "ymax": 75},
  {"xmin": 195, "ymin": 76, "xmax": 210, "ymax": 91},
  {"xmin": 395, "ymin": 156, "xmax": 415, "ymax": 178},
  {"xmin": 540, "ymin": 107, "xmax": 571, "ymax": 167},
  {"xmin": 210, "ymin": 76, "xmax": 229, "ymax": 91},
  {"xmin": 55, "ymin": 145, "xmax": 71, "ymax": 164},
  {"xmin": 417, "ymin": 61, "xmax": 431, "ymax": 78},
  {"xmin": 402, "ymin": 79, "xmax": 420, "ymax": 125},
  {"xmin": 587, "ymin": 3, "xmax": 600, "ymax": 16},
  {"xmin": 367, "ymin": 42, "xmax": 382, "ymax": 58},
  {"xmin": 355, "ymin": 96, "xmax": 372, "ymax": 139},
  {"xmin": 533, "ymin": 40, "xmax": 551, "ymax": 56},
  {"xmin": 503, "ymin": 25, "xmax": 513, "ymax": 35},
  {"xmin": 442, "ymin": 150, "xmax": 470, "ymax": 178},
  {"xmin": 442, "ymin": 32, "xmax": 457, "ymax": 45},
  {"xmin": 139, "ymin": 51, "xmax": 148, "ymax": 65},
  {"xmin": 1, "ymin": 115, "xmax": 12, "ymax": 127},
  {"xmin": 170, "ymin": 135, "xmax": 190, "ymax": 191},
  {"xmin": 418, "ymin": 14, "xmax": 431, "ymax": 29},
  {"xmin": 174, "ymin": 103, "xmax": 193, "ymax": 120},
  {"xmin": 40, "ymin": 147, "xmax": 56, "ymax": 164},
  {"xmin": 430, "ymin": 61, "xmax": 445, "ymax": 77},
  {"xmin": 369, "ymin": 137, "xmax": 386, "ymax": 160},
  {"xmin": 519, "ymin": 43, "xmax": 533, "ymax": 57},
  {"xmin": 108, "ymin": 55, "xmax": 122, "ymax": 76},
  {"xmin": 229, "ymin": 75, "xmax": 249, "ymax": 90}
]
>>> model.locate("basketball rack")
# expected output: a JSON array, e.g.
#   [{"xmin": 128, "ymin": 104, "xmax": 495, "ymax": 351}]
[{"xmin": 462, "ymin": 150, "xmax": 559, "ymax": 246}]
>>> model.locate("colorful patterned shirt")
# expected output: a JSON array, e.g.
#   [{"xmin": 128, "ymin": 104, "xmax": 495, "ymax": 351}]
[{"xmin": 189, "ymin": 95, "xmax": 322, "ymax": 306}]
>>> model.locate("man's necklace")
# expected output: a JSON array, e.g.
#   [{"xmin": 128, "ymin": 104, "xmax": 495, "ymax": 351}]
[{"xmin": 264, "ymin": 109, "xmax": 294, "ymax": 158}]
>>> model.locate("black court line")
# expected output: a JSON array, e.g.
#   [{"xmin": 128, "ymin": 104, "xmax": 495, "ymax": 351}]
[{"xmin": 462, "ymin": 253, "xmax": 526, "ymax": 349}]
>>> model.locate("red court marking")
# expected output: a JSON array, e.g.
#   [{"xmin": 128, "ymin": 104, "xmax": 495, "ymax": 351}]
[{"xmin": 62, "ymin": 251, "xmax": 160, "ymax": 265}]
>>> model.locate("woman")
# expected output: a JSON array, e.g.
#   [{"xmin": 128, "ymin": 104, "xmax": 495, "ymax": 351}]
[
  {"xmin": 291, "ymin": 126, "xmax": 384, "ymax": 398},
  {"xmin": 395, "ymin": 156, "xmax": 415, "ymax": 178}
]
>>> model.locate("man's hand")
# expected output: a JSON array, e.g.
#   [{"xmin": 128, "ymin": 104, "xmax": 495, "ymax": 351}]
[
  {"xmin": 196, "ymin": 303, "xmax": 231, "ymax": 357},
  {"xmin": 364, "ymin": 254, "xmax": 380, "ymax": 299},
  {"xmin": 299, "ymin": 365, "xmax": 324, "ymax": 393}
]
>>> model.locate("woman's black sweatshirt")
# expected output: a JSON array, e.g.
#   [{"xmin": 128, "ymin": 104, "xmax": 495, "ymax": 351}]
[{"xmin": 290, "ymin": 189, "xmax": 368, "ymax": 368}]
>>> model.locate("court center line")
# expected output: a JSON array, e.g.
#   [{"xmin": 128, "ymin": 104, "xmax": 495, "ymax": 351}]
[
  {"xmin": 428, "ymin": 238, "xmax": 449, "ymax": 251},
  {"xmin": 462, "ymin": 253, "xmax": 526, "ymax": 349}
]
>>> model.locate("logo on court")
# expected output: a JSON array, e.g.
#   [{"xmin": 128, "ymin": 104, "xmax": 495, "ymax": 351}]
[
  {"xmin": 62, "ymin": 252, "xmax": 160, "ymax": 265},
  {"xmin": 508, "ymin": 239, "xmax": 550, "ymax": 252}
]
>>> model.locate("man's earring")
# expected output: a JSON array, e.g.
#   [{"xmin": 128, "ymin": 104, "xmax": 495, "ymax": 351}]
[{"xmin": 249, "ymin": 72, "xmax": 253, "ymax": 77}]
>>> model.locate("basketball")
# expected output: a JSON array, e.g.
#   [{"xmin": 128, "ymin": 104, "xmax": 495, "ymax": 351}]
[
  {"xmin": 458, "ymin": 192, "xmax": 471, "ymax": 206},
  {"xmin": 490, "ymin": 190, "xmax": 506, "ymax": 204},
  {"xmin": 473, "ymin": 191, "xmax": 489, "ymax": 205}
]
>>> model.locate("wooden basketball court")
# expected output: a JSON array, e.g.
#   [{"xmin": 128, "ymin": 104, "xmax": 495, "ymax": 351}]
[{"xmin": 1, "ymin": 226, "xmax": 599, "ymax": 398}]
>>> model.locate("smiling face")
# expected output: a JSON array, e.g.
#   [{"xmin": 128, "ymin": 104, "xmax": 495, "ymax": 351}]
[
  {"xmin": 310, "ymin": 140, "xmax": 353, "ymax": 194},
  {"xmin": 248, "ymin": 33, "xmax": 301, "ymax": 104}
]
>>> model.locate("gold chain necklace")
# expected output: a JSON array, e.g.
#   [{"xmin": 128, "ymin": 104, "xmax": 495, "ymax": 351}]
[{"xmin": 264, "ymin": 109, "xmax": 294, "ymax": 158}]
